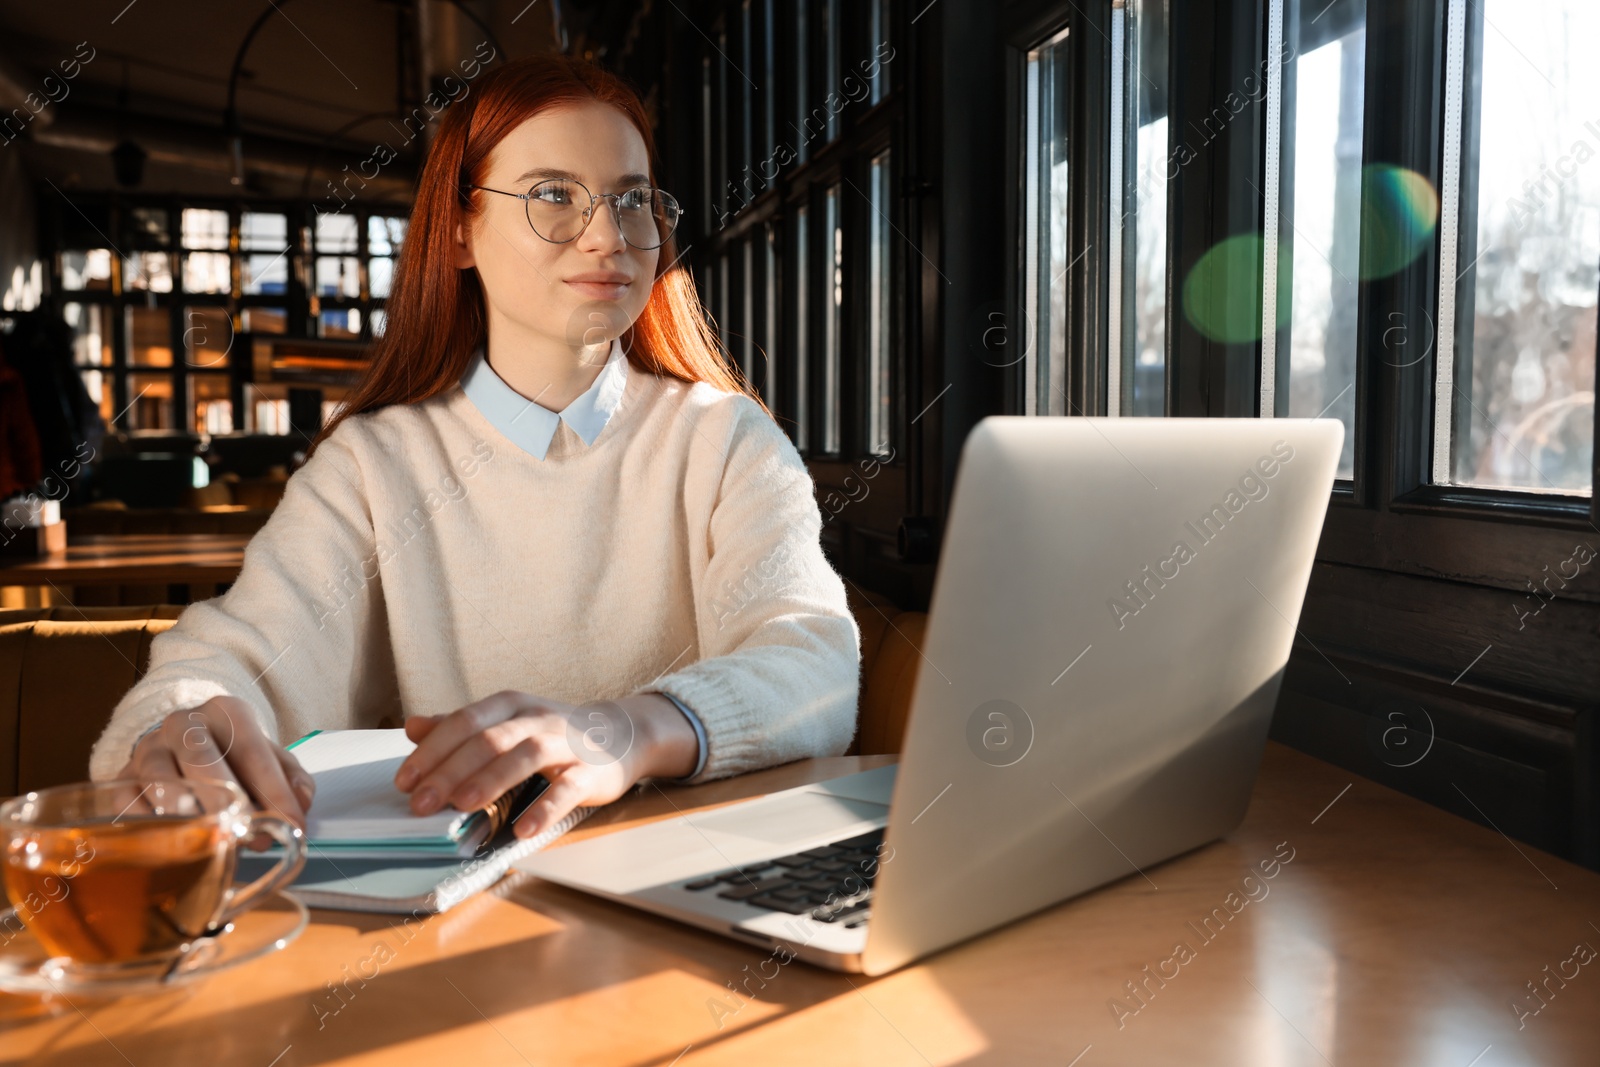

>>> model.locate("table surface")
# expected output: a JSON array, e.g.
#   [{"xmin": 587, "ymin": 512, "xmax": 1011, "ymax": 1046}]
[
  {"xmin": 3, "ymin": 741, "xmax": 1598, "ymax": 1066},
  {"xmin": 0, "ymin": 534, "xmax": 248, "ymax": 586}
]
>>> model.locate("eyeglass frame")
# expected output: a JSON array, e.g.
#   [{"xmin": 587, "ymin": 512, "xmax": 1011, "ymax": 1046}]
[{"xmin": 463, "ymin": 177, "xmax": 684, "ymax": 250}]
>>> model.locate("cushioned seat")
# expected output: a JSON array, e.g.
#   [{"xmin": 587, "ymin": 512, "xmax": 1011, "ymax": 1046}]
[{"xmin": 0, "ymin": 593, "xmax": 928, "ymax": 796}]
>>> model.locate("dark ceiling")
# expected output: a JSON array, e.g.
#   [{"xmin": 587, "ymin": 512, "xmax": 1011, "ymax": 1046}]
[{"xmin": 0, "ymin": 0, "xmax": 654, "ymax": 201}]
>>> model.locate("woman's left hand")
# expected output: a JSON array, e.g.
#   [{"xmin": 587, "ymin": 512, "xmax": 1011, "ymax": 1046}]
[{"xmin": 392, "ymin": 689, "xmax": 699, "ymax": 838}]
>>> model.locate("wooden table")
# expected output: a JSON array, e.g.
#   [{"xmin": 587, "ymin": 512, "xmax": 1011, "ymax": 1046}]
[
  {"xmin": 0, "ymin": 535, "xmax": 248, "ymax": 587},
  {"xmin": 4, "ymin": 742, "xmax": 1599, "ymax": 1065}
]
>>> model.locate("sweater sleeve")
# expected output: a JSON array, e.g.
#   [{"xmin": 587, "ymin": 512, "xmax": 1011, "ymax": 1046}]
[
  {"xmin": 644, "ymin": 400, "xmax": 862, "ymax": 783},
  {"xmin": 87, "ymin": 427, "xmax": 386, "ymax": 780}
]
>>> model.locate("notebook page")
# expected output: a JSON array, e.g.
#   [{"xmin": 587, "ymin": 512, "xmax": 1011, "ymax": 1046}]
[{"xmin": 293, "ymin": 729, "xmax": 471, "ymax": 842}]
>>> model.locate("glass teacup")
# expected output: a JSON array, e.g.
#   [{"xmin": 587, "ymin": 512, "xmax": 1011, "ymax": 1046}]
[{"xmin": 0, "ymin": 779, "xmax": 306, "ymax": 975}]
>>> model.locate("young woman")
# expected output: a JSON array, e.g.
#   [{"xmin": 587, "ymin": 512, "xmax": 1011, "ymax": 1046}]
[{"xmin": 88, "ymin": 55, "xmax": 862, "ymax": 842}]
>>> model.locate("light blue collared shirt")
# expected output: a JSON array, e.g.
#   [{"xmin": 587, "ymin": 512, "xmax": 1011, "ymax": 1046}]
[
  {"xmin": 458, "ymin": 336, "xmax": 630, "ymax": 460},
  {"xmin": 458, "ymin": 338, "xmax": 708, "ymax": 781}
]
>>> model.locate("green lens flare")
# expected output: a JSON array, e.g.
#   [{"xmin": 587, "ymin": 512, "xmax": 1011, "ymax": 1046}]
[
  {"xmin": 1359, "ymin": 164, "xmax": 1439, "ymax": 280},
  {"xmin": 1181, "ymin": 234, "xmax": 1291, "ymax": 344}
]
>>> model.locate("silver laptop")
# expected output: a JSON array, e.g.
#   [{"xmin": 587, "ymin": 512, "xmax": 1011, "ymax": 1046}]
[{"xmin": 517, "ymin": 416, "xmax": 1343, "ymax": 974}]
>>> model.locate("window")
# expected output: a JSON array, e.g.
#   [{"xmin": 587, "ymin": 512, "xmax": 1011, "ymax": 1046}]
[
  {"xmin": 1267, "ymin": 0, "xmax": 1366, "ymax": 479},
  {"xmin": 869, "ymin": 0, "xmax": 891, "ymax": 105},
  {"xmin": 686, "ymin": 0, "xmax": 900, "ymax": 471},
  {"xmin": 46, "ymin": 198, "xmax": 407, "ymax": 433},
  {"xmin": 764, "ymin": 221, "xmax": 779, "ymax": 409},
  {"xmin": 822, "ymin": 0, "xmax": 841, "ymax": 142},
  {"xmin": 1119, "ymin": 0, "xmax": 1170, "ymax": 418},
  {"xmin": 792, "ymin": 1, "xmax": 810, "ymax": 164},
  {"xmin": 1441, "ymin": 0, "xmax": 1596, "ymax": 495},
  {"xmin": 191, "ymin": 375, "xmax": 233, "ymax": 434},
  {"xmin": 823, "ymin": 183, "xmax": 843, "ymax": 454},
  {"xmin": 61, "ymin": 250, "xmax": 112, "ymax": 291},
  {"xmin": 793, "ymin": 203, "xmax": 810, "ymax": 451},
  {"xmin": 868, "ymin": 149, "xmax": 893, "ymax": 454},
  {"xmin": 742, "ymin": 238, "xmax": 755, "ymax": 384},
  {"xmin": 65, "ymin": 302, "xmax": 112, "ymax": 424},
  {"xmin": 183, "ymin": 307, "xmax": 232, "ymax": 371},
  {"xmin": 1023, "ymin": 26, "xmax": 1071, "ymax": 416}
]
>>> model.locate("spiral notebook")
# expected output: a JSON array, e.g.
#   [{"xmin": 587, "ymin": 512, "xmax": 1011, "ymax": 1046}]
[{"xmin": 238, "ymin": 728, "xmax": 594, "ymax": 914}]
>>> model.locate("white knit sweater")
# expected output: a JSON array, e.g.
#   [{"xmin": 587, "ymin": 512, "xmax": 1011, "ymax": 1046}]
[{"xmin": 86, "ymin": 357, "xmax": 863, "ymax": 784}]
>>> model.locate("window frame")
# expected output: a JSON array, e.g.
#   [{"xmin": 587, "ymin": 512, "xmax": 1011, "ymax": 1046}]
[{"xmin": 41, "ymin": 191, "xmax": 406, "ymax": 435}]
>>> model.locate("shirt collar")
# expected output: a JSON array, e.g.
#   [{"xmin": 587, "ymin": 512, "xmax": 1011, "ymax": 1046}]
[{"xmin": 459, "ymin": 337, "xmax": 628, "ymax": 460}]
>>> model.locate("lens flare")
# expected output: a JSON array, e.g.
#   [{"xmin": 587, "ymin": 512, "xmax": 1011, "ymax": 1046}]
[
  {"xmin": 1181, "ymin": 234, "xmax": 1291, "ymax": 344},
  {"xmin": 1359, "ymin": 164, "xmax": 1439, "ymax": 280}
]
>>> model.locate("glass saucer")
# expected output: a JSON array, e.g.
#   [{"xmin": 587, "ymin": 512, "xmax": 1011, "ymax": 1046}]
[{"xmin": 0, "ymin": 889, "xmax": 307, "ymax": 997}]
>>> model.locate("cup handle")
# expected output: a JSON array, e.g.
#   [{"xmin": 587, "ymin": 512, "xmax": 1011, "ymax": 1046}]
[{"xmin": 217, "ymin": 814, "xmax": 307, "ymax": 927}]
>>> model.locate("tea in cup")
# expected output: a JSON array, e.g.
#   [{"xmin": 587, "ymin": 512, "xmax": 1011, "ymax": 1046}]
[{"xmin": 1, "ymin": 779, "xmax": 306, "ymax": 973}]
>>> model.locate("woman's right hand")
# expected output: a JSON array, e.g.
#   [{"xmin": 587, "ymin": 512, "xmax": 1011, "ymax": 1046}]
[{"xmin": 114, "ymin": 695, "xmax": 315, "ymax": 829}]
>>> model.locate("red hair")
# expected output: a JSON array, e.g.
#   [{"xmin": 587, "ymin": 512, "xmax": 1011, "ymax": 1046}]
[{"xmin": 308, "ymin": 54, "xmax": 759, "ymax": 457}]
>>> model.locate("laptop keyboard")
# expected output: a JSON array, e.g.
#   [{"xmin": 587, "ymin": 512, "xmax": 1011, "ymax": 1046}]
[{"xmin": 682, "ymin": 827, "xmax": 884, "ymax": 927}]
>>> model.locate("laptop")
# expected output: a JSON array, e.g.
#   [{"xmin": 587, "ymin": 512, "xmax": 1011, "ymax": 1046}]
[{"xmin": 517, "ymin": 416, "xmax": 1343, "ymax": 974}]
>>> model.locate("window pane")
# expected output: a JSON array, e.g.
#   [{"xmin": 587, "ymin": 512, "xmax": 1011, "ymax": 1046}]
[
  {"xmin": 368, "ymin": 216, "xmax": 407, "ymax": 256},
  {"xmin": 869, "ymin": 0, "xmax": 890, "ymax": 105},
  {"xmin": 249, "ymin": 390, "xmax": 291, "ymax": 435},
  {"xmin": 243, "ymin": 252, "xmax": 289, "ymax": 296},
  {"xmin": 183, "ymin": 307, "xmax": 232, "ymax": 369},
  {"xmin": 369, "ymin": 256, "xmax": 393, "ymax": 298},
  {"xmin": 762, "ymin": 0, "xmax": 777, "ymax": 158},
  {"xmin": 128, "ymin": 207, "xmax": 170, "ymax": 247},
  {"xmin": 823, "ymin": 183, "xmax": 841, "ymax": 453},
  {"xmin": 1277, "ymin": 0, "xmax": 1364, "ymax": 479},
  {"xmin": 823, "ymin": 0, "xmax": 840, "ymax": 142},
  {"xmin": 1126, "ymin": 0, "xmax": 1169, "ymax": 418},
  {"xmin": 717, "ymin": 250, "xmax": 730, "ymax": 359},
  {"xmin": 125, "ymin": 306, "xmax": 172, "ymax": 366},
  {"xmin": 191, "ymin": 375, "xmax": 232, "ymax": 433},
  {"xmin": 318, "ymin": 308, "xmax": 361, "ymax": 339},
  {"xmin": 242, "ymin": 307, "xmax": 287, "ymax": 334},
  {"xmin": 124, "ymin": 251, "xmax": 173, "ymax": 292},
  {"xmin": 181, "ymin": 208, "xmax": 229, "ymax": 250},
  {"xmin": 742, "ymin": 239, "xmax": 755, "ymax": 383},
  {"xmin": 241, "ymin": 212, "xmax": 288, "ymax": 252},
  {"xmin": 794, "ymin": 204, "xmax": 809, "ymax": 451},
  {"xmin": 702, "ymin": 57, "xmax": 715, "ymax": 224},
  {"xmin": 126, "ymin": 372, "xmax": 174, "ymax": 430},
  {"xmin": 316, "ymin": 213, "xmax": 359, "ymax": 253},
  {"xmin": 370, "ymin": 307, "xmax": 387, "ymax": 337},
  {"xmin": 183, "ymin": 251, "xmax": 231, "ymax": 294},
  {"xmin": 1024, "ymin": 27, "xmax": 1070, "ymax": 416},
  {"xmin": 80, "ymin": 369, "xmax": 112, "ymax": 425},
  {"xmin": 1446, "ymin": 0, "xmax": 1595, "ymax": 494},
  {"xmin": 764, "ymin": 221, "xmax": 779, "ymax": 409},
  {"xmin": 868, "ymin": 150, "xmax": 892, "ymax": 454},
  {"xmin": 64, "ymin": 303, "xmax": 111, "ymax": 366},
  {"xmin": 61, "ymin": 250, "xmax": 112, "ymax": 291},
  {"xmin": 793, "ymin": 1, "xmax": 809, "ymax": 164},
  {"xmin": 317, "ymin": 256, "xmax": 361, "ymax": 298}
]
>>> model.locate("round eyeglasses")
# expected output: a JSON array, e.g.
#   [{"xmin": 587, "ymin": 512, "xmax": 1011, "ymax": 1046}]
[{"xmin": 466, "ymin": 178, "xmax": 682, "ymax": 250}]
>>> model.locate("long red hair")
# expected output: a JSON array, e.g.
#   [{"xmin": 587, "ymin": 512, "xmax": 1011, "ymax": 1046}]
[{"xmin": 308, "ymin": 54, "xmax": 758, "ymax": 458}]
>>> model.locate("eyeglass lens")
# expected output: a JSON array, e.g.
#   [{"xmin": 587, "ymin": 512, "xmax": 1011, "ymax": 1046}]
[{"xmin": 525, "ymin": 180, "xmax": 680, "ymax": 249}]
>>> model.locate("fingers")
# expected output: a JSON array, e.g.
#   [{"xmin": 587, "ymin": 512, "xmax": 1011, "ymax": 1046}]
[
  {"xmin": 404, "ymin": 715, "xmax": 443, "ymax": 743},
  {"xmin": 513, "ymin": 767, "xmax": 592, "ymax": 839},
  {"xmin": 442, "ymin": 736, "xmax": 557, "ymax": 813},
  {"xmin": 223, "ymin": 726, "xmax": 307, "ymax": 829},
  {"xmin": 394, "ymin": 692, "xmax": 525, "ymax": 796},
  {"xmin": 131, "ymin": 741, "xmax": 183, "ymax": 790},
  {"xmin": 276, "ymin": 747, "xmax": 317, "ymax": 814},
  {"xmin": 175, "ymin": 700, "xmax": 305, "ymax": 829},
  {"xmin": 412, "ymin": 719, "xmax": 570, "ymax": 816}
]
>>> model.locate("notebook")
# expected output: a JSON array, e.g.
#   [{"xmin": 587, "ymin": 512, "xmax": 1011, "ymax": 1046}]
[
  {"xmin": 288, "ymin": 729, "xmax": 495, "ymax": 853},
  {"xmin": 239, "ymin": 728, "xmax": 594, "ymax": 914}
]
